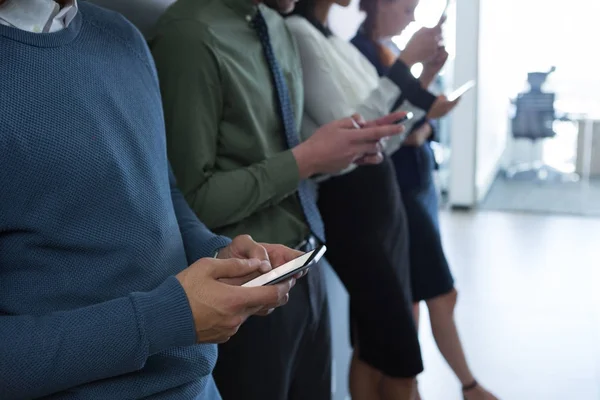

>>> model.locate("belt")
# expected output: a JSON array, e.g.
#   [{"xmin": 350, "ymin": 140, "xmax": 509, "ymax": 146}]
[{"xmin": 294, "ymin": 234, "xmax": 320, "ymax": 252}]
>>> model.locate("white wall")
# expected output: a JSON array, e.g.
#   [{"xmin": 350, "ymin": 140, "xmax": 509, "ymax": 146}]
[
  {"xmin": 450, "ymin": 0, "xmax": 512, "ymax": 206},
  {"xmin": 448, "ymin": 0, "xmax": 479, "ymax": 206},
  {"xmin": 474, "ymin": 0, "xmax": 511, "ymax": 201}
]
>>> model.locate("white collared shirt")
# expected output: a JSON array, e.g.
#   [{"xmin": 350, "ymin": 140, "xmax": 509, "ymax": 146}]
[
  {"xmin": 0, "ymin": 0, "xmax": 78, "ymax": 33},
  {"xmin": 285, "ymin": 16, "xmax": 425, "ymax": 180}
]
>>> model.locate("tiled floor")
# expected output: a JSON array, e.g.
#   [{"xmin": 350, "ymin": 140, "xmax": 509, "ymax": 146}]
[{"xmin": 326, "ymin": 211, "xmax": 600, "ymax": 400}]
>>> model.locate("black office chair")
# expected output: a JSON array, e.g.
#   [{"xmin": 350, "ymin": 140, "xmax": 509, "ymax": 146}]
[{"xmin": 505, "ymin": 67, "xmax": 573, "ymax": 181}]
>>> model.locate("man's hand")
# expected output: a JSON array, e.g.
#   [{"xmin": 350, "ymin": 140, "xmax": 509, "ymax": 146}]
[
  {"xmin": 217, "ymin": 235, "xmax": 271, "ymax": 280},
  {"xmin": 260, "ymin": 243, "xmax": 304, "ymax": 269},
  {"xmin": 176, "ymin": 257, "xmax": 295, "ymax": 344},
  {"xmin": 403, "ymin": 123, "xmax": 433, "ymax": 147},
  {"xmin": 216, "ymin": 235, "xmax": 305, "ymax": 285},
  {"xmin": 421, "ymin": 46, "xmax": 449, "ymax": 88},
  {"xmin": 427, "ymin": 95, "xmax": 459, "ymax": 119},
  {"xmin": 292, "ymin": 111, "xmax": 406, "ymax": 178}
]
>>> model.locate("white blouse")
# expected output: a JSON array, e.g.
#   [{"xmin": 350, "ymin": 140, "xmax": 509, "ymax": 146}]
[{"xmin": 286, "ymin": 15, "xmax": 425, "ymax": 159}]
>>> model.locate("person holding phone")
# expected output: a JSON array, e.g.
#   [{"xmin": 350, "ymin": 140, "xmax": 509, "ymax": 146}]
[
  {"xmin": 0, "ymin": 1, "xmax": 303, "ymax": 399},
  {"xmin": 150, "ymin": 0, "xmax": 409, "ymax": 398},
  {"xmin": 283, "ymin": 1, "xmax": 461, "ymax": 399},
  {"xmin": 352, "ymin": 1, "xmax": 498, "ymax": 399}
]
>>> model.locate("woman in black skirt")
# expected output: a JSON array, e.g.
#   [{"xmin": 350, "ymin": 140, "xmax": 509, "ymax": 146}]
[
  {"xmin": 351, "ymin": 1, "xmax": 498, "ymax": 399},
  {"xmin": 284, "ymin": 1, "xmax": 458, "ymax": 398}
]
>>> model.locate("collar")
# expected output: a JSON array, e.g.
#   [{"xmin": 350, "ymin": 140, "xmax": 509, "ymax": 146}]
[
  {"xmin": 56, "ymin": 0, "xmax": 78, "ymax": 28},
  {"xmin": 304, "ymin": 15, "xmax": 332, "ymax": 38},
  {"xmin": 222, "ymin": 0, "xmax": 260, "ymax": 20},
  {"xmin": 0, "ymin": 0, "xmax": 78, "ymax": 33}
]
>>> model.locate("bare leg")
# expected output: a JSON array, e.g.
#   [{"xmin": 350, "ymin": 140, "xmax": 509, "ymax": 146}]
[
  {"xmin": 412, "ymin": 302, "xmax": 422, "ymax": 400},
  {"xmin": 350, "ymin": 307, "xmax": 421, "ymax": 400},
  {"xmin": 426, "ymin": 288, "xmax": 498, "ymax": 400},
  {"xmin": 349, "ymin": 347, "xmax": 418, "ymax": 400},
  {"xmin": 413, "ymin": 302, "xmax": 421, "ymax": 328},
  {"xmin": 349, "ymin": 352, "xmax": 383, "ymax": 400},
  {"xmin": 379, "ymin": 375, "xmax": 418, "ymax": 400}
]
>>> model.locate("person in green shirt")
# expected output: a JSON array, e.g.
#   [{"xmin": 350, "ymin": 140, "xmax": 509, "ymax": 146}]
[{"xmin": 151, "ymin": 0, "xmax": 405, "ymax": 398}]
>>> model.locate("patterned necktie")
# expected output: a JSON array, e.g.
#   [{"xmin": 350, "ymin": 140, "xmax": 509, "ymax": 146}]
[{"xmin": 252, "ymin": 10, "xmax": 325, "ymax": 243}]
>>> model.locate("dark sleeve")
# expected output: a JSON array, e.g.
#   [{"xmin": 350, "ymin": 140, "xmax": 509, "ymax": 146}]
[
  {"xmin": 387, "ymin": 60, "xmax": 437, "ymax": 112},
  {"xmin": 351, "ymin": 33, "xmax": 388, "ymax": 76},
  {"xmin": 352, "ymin": 31, "xmax": 436, "ymax": 113},
  {"xmin": 169, "ymin": 167, "xmax": 231, "ymax": 264}
]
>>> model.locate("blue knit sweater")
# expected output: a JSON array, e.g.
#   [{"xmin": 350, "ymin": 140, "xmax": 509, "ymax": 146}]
[{"xmin": 0, "ymin": 3, "xmax": 230, "ymax": 399}]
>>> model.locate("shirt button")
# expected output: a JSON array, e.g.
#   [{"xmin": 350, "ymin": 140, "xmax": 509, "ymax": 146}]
[{"xmin": 246, "ymin": 14, "xmax": 252, "ymax": 22}]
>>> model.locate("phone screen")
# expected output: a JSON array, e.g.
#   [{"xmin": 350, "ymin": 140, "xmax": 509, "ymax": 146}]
[
  {"xmin": 447, "ymin": 80, "xmax": 475, "ymax": 102},
  {"xmin": 242, "ymin": 245, "xmax": 327, "ymax": 287}
]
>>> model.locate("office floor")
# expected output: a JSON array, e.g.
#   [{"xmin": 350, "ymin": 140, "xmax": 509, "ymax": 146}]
[
  {"xmin": 326, "ymin": 210, "xmax": 600, "ymax": 400},
  {"xmin": 480, "ymin": 176, "xmax": 600, "ymax": 217}
]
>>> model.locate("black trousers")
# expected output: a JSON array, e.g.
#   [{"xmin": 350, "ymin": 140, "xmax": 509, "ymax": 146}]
[{"xmin": 213, "ymin": 265, "xmax": 331, "ymax": 400}]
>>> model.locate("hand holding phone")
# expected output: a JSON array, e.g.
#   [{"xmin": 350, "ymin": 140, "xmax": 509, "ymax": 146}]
[
  {"xmin": 242, "ymin": 246, "xmax": 327, "ymax": 287},
  {"xmin": 394, "ymin": 111, "xmax": 414, "ymax": 125}
]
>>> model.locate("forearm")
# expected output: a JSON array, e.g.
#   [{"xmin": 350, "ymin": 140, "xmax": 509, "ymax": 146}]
[
  {"xmin": 0, "ymin": 278, "xmax": 195, "ymax": 399},
  {"xmin": 182, "ymin": 151, "xmax": 300, "ymax": 230},
  {"xmin": 419, "ymin": 72, "xmax": 436, "ymax": 90}
]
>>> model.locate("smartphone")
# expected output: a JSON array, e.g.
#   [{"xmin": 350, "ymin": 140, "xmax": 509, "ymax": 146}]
[
  {"xmin": 446, "ymin": 80, "xmax": 476, "ymax": 102},
  {"xmin": 242, "ymin": 245, "xmax": 327, "ymax": 287},
  {"xmin": 394, "ymin": 111, "xmax": 414, "ymax": 125},
  {"xmin": 441, "ymin": 0, "xmax": 450, "ymax": 20}
]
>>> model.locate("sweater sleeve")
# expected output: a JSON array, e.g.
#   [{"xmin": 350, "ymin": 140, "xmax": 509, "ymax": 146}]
[
  {"xmin": 169, "ymin": 166, "xmax": 232, "ymax": 264},
  {"xmin": 0, "ymin": 277, "xmax": 196, "ymax": 399},
  {"xmin": 286, "ymin": 17, "xmax": 425, "ymax": 156}
]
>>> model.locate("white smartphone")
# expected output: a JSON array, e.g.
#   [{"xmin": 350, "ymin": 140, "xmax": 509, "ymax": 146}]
[
  {"xmin": 242, "ymin": 245, "xmax": 327, "ymax": 288},
  {"xmin": 440, "ymin": 0, "xmax": 450, "ymax": 21},
  {"xmin": 447, "ymin": 80, "xmax": 476, "ymax": 102}
]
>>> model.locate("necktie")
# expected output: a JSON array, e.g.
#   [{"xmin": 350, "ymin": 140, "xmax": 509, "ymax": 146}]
[{"xmin": 252, "ymin": 10, "xmax": 325, "ymax": 243}]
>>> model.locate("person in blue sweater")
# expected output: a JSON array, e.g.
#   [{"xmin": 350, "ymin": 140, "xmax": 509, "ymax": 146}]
[
  {"xmin": 352, "ymin": 1, "xmax": 498, "ymax": 399},
  {"xmin": 0, "ymin": 1, "xmax": 303, "ymax": 399}
]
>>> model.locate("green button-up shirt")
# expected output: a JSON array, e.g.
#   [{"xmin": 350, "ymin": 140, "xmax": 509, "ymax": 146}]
[{"xmin": 152, "ymin": 0, "xmax": 309, "ymax": 247}]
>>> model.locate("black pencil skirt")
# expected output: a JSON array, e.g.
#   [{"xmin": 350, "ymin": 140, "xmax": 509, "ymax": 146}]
[
  {"xmin": 317, "ymin": 157, "xmax": 423, "ymax": 378},
  {"xmin": 402, "ymin": 180, "xmax": 455, "ymax": 302}
]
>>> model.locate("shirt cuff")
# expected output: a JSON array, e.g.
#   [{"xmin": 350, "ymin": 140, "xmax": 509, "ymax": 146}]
[
  {"xmin": 202, "ymin": 235, "xmax": 232, "ymax": 259},
  {"xmin": 268, "ymin": 150, "xmax": 302, "ymax": 199},
  {"xmin": 130, "ymin": 276, "xmax": 197, "ymax": 355},
  {"xmin": 388, "ymin": 60, "xmax": 437, "ymax": 112}
]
